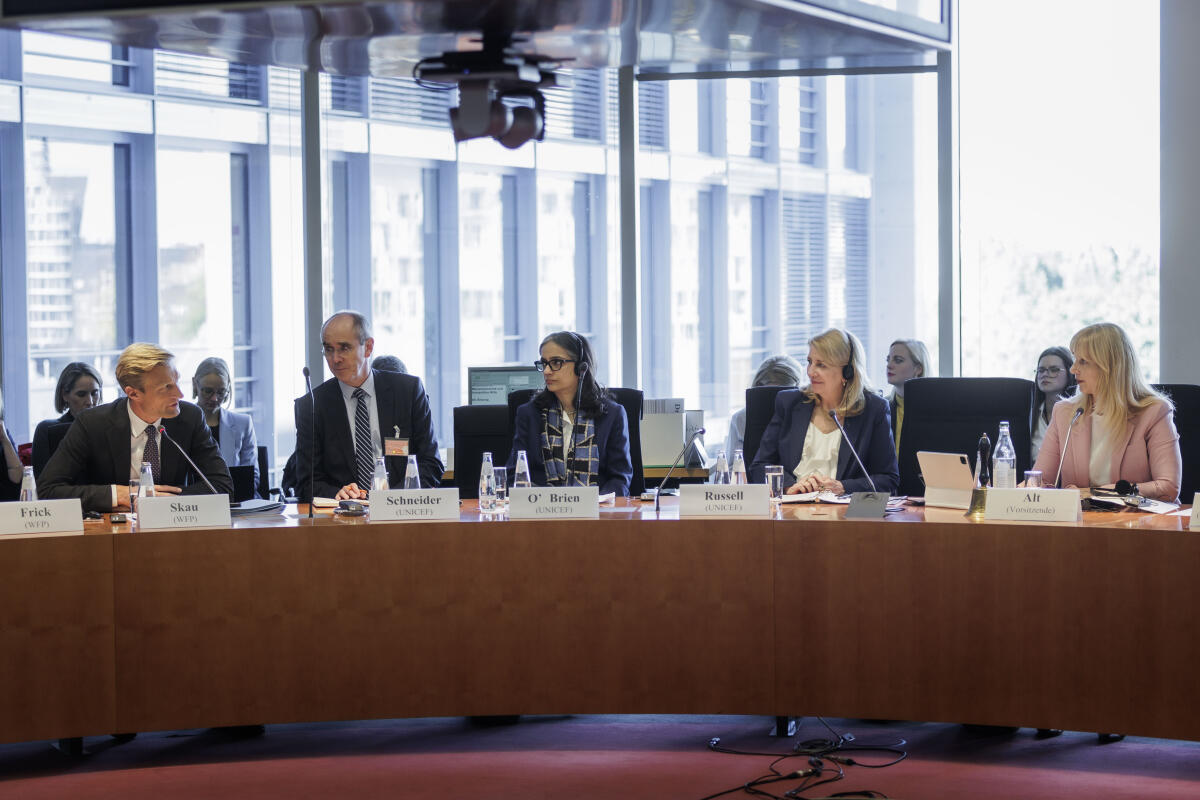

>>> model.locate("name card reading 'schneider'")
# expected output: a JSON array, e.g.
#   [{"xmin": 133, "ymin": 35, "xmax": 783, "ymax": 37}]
[{"xmin": 368, "ymin": 488, "xmax": 460, "ymax": 520}]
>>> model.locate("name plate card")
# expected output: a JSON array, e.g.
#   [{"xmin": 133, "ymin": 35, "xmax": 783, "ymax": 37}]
[
  {"xmin": 1191, "ymin": 493, "xmax": 1200, "ymax": 530},
  {"xmin": 0, "ymin": 499, "xmax": 83, "ymax": 535},
  {"xmin": 679, "ymin": 484, "xmax": 770, "ymax": 517},
  {"xmin": 509, "ymin": 486, "xmax": 599, "ymax": 519},
  {"xmin": 138, "ymin": 495, "xmax": 232, "ymax": 530},
  {"xmin": 984, "ymin": 487, "xmax": 1082, "ymax": 523},
  {"xmin": 369, "ymin": 488, "xmax": 460, "ymax": 521}
]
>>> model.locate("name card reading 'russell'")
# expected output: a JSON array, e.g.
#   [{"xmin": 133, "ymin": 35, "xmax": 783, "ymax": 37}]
[
  {"xmin": 369, "ymin": 488, "xmax": 460, "ymax": 520},
  {"xmin": 508, "ymin": 486, "xmax": 599, "ymax": 519},
  {"xmin": 0, "ymin": 499, "xmax": 83, "ymax": 535},
  {"xmin": 984, "ymin": 487, "xmax": 1081, "ymax": 523},
  {"xmin": 138, "ymin": 494, "xmax": 232, "ymax": 530},
  {"xmin": 679, "ymin": 484, "xmax": 770, "ymax": 517}
]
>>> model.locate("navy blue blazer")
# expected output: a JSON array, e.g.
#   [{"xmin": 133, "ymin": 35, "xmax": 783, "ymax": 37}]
[
  {"xmin": 506, "ymin": 397, "xmax": 633, "ymax": 497},
  {"xmin": 748, "ymin": 389, "xmax": 899, "ymax": 494}
]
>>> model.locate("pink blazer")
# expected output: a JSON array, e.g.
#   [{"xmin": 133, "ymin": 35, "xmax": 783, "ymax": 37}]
[{"xmin": 1031, "ymin": 398, "xmax": 1182, "ymax": 502}]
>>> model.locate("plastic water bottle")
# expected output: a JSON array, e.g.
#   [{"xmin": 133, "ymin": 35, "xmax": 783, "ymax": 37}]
[
  {"xmin": 731, "ymin": 449, "xmax": 747, "ymax": 485},
  {"xmin": 513, "ymin": 450, "xmax": 533, "ymax": 488},
  {"xmin": 711, "ymin": 450, "xmax": 730, "ymax": 485},
  {"xmin": 139, "ymin": 461, "xmax": 157, "ymax": 497},
  {"xmin": 478, "ymin": 451, "xmax": 497, "ymax": 512},
  {"xmin": 973, "ymin": 433, "xmax": 991, "ymax": 488},
  {"xmin": 403, "ymin": 454, "xmax": 421, "ymax": 490},
  {"xmin": 19, "ymin": 466, "xmax": 37, "ymax": 502},
  {"xmin": 371, "ymin": 456, "xmax": 390, "ymax": 492},
  {"xmin": 992, "ymin": 421, "xmax": 1017, "ymax": 489}
]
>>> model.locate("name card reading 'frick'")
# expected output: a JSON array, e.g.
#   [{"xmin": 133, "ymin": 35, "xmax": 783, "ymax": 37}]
[
  {"xmin": 0, "ymin": 499, "xmax": 83, "ymax": 535},
  {"xmin": 984, "ymin": 487, "xmax": 1082, "ymax": 523},
  {"xmin": 138, "ymin": 494, "xmax": 232, "ymax": 530},
  {"xmin": 369, "ymin": 488, "xmax": 460, "ymax": 520},
  {"xmin": 679, "ymin": 484, "xmax": 770, "ymax": 517},
  {"xmin": 509, "ymin": 486, "xmax": 599, "ymax": 519}
]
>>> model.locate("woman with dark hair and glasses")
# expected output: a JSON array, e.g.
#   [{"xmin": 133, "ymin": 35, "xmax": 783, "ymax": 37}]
[
  {"xmin": 32, "ymin": 361, "xmax": 103, "ymax": 477},
  {"xmin": 506, "ymin": 331, "xmax": 633, "ymax": 496},
  {"xmin": 1031, "ymin": 345, "xmax": 1075, "ymax": 462},
  {"xmin": 192, "ymin": 357, "xmax": 258, "ymax": 493}
]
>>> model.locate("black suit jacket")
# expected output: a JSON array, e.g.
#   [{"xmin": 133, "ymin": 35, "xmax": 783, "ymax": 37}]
[
  {"xmin": 40, "ymin": 398, "xmax": 233, "ymax": 513},
  {"xmin": 293, "ymin": 370, "xmax": 443, "ymax": 500}
]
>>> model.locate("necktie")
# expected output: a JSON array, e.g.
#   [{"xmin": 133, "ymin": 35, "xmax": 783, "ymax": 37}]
[
  {"xmin": 353, "ymin": 388, "xmax": 373, "ymax": 490},
  {"xmin": 143, "ymin": 423, "xmax": 161, "ymax": 483}
]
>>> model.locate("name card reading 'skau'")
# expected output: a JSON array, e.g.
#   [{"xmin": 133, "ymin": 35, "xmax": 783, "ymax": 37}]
[
  {"xmin": 0, "ymin": 499, "xmax": 83, "ymax": 535},
  {"xmin": 508, "ymin": 486, "xmax": 599, "ymax": 519},
  {"xmin": 369, "ymin": 488, "xmax": 460, "ymax": 521},
  {"xmin": 984, "ymin": 487, "xmax": 1082, "ymax": 523},
  {"xmin": 679, "ymin": 484, "xmax": 770, "ymax": 517},
  {"xmin": 138, "ymin": 494, "xmax": 232, "ymax": 530}
]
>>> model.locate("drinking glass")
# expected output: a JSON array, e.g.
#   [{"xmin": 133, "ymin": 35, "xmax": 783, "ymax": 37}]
[
  {"xmin": 128, "ymin": 480, "xmax": 140, "ymax": 513},
  {"xmin": 1024, "ymin": 470, "xmax": 1043, "ymax": 488},
  {"xmin": 493, "ymin": 466, "xmax": 508, "ymax": 506},
  {"xmin": 764, "ymin": 466, "xmax": 785, "ymax": 503}
]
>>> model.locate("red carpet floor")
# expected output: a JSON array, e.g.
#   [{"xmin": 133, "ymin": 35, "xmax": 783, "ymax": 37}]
[{"xmin": 2, "ymin": 715, "xmax": 1200, "ymax": 799}]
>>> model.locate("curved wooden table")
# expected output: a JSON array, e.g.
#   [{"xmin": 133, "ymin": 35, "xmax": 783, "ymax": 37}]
[{"xmin": 3, "ymin": 500, "xmax": 1198, "ymax": 744}]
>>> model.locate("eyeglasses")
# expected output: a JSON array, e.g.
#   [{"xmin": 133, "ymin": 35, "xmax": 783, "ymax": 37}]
[
  {"xmin": 1036, "ymin": 366, "xmax": 1063, "ymax": 376},
  {"xmin": 198, "ymin": 387, "xmax": 229, "ymax": 400},
  {"xmin": 534, "ymin": 358, "xmax": 577, "ymax": 373}
]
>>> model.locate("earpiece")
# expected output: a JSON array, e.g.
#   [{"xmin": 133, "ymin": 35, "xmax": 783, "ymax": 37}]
[
  {"xmin": 841, "ymin": 329, "xmax": 855, "ymax": 381},
  {"xmin": 569, "ymin": 331, "xmax": 589, "ymax": 376}
]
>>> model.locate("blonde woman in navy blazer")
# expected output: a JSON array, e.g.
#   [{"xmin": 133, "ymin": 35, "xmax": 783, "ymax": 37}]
[
  {"xmin": 193, "ymin": 357, "xmax": 258, "ymax": 493},
  {"xmin": 749, "ymin": 329, "xmax": 899, "ymax": 495}
]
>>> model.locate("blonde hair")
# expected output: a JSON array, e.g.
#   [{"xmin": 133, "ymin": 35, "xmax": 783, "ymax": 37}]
[
  {"xmin": 888, "ymin": 338, "xmax": 930, "ymax": 400},
  {"xmin": 803, "ymin": 328, "xmax": 871, "ymax": 417},
  {"xmin": 1068, "ymin": 322, "xmax": 1169, "ymax": 436},
  {"xmin": 115, "ymin": 343, "xmax": 175, "ymax": 391}
]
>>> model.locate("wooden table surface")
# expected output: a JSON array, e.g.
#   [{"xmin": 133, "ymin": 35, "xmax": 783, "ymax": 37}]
[{"xmin": 2, "ymin": 499, "xmax": 1197, "ymax": 743}]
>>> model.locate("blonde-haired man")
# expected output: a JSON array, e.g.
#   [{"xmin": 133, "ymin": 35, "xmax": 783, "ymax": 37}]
[{"xmin": 41, "ymin": 343, "xmax": 232, "ymax": 513}]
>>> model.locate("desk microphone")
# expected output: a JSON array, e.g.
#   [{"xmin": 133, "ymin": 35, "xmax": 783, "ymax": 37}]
[
  {"xmin": 655, "ymin": 426, "xmax": 706, "ymax": 513},
  {"xmin": 828, "ymin": 410, "xmax": 878, "ymax": 494},
  {"xmin": 158, "ymin": 425, "xmax": 218, "ymax": 495},
  {"xmin": 1054, "ymin": 407, "xmax": 1085, "ymax": 489},
  {"xmin": 303, "ymin": 366, "xmax": 316, "ymax": 519}
]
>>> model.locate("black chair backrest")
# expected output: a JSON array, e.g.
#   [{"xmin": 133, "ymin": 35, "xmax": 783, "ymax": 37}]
[
  {"xmin": 898, "ymin": 377, "xmax": 1035, "ymax": 497},
  {"xmin": 229, "ymin": 465, "xmax": 257, "ymax": 503},
  {"xmin": 33, "ymin": 421, "xmax": 74, "ymax": 478},
  {"xmin": 256, "ymin": 445, "xmax": 269, "ymax": 500},
  {"xmin": 453, "ymin": 404, "xmax": 512, "ymax": 499},
  {"xmin": 1152, "ymin": 384, "xmax": 1200, "ymax": 501},
  {"xmin": 743, "ymin": 386, "xmax": 789, "ymax": 466},
  {"xmin": 506, "ymin": 387, "xmax": 645, "ymax": 495}
]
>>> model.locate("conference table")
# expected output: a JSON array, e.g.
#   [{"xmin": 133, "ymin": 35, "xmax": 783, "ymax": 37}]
[{"xmin": 2, "ymin": 499, "xmax": 1198, "ymax": 746}]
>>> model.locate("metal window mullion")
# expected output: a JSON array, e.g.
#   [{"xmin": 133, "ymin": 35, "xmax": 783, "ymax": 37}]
[
  {"xmin": 243, "ymin": 144, "xmax": 274, "ymax": 463},
  {"xmin": 128, "ymin": 130, "xmax": 158, "ymax": 343},
  {"xmin": 300, "ymin": 66, "xmax": 323, "ymax": 378},
  {"xmin": 618, "ymin": 65, "xmax": 640, "ymax": 388},
  {"xmin": 509, "ymin": 169, "xmax": 538, "ymax": 363},
  {"xmin": 433, "ymin": 162, "xmax": 461, "ymax": 419},
  {"xmin": 0, "ymin": 122, "xmax": 30, "ymax": 437},
  {"xmin": 345, "ymin": 153, "xmax": 372, "ymax": 314}
]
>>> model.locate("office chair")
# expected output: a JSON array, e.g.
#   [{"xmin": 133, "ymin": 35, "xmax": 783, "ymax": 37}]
[
  {"xmin": 1152, "ymin": 383, "xmax": 1200, "ymax": 501},
  {"xmin": 743, "ymin": 386, "xmax": 789, "ymax": 467},
  {"xmin": 453, "ymin": 404, "xmax": 512, "ymax": 499}
]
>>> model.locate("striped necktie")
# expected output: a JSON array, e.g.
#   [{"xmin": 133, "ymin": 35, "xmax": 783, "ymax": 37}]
[{"xmin": 353, "ymin": 387, "xmax": 373, "ymax": 490}]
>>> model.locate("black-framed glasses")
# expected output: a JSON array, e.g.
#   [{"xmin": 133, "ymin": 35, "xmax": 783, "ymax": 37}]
[
  {"xmin": 198, "ymin": 387, "xmax": 229, "ymax": 401},
  {"xmin": 534, "ymin": 358, "xmax": 576, "ymax": 373},
  {"xmin": 1036, "ymin": 366, "xmax": 1063, "ymax": 376}
]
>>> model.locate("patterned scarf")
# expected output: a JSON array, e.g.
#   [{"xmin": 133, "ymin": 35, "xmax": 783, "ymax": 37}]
[{"xmin": 541, "ymin": 404, "xmax": 599, "ymax": 487}]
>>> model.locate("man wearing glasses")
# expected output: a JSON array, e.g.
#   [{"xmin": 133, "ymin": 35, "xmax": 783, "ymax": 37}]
[{"xmin": 294, "ymin": 310, "xmax": 443, "ymax": 501}]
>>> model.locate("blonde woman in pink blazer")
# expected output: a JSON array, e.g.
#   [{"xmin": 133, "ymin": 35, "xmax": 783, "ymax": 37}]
[{"xmin": 1032, "ymin": 322, "xmax": 1181, "ymax": 502}]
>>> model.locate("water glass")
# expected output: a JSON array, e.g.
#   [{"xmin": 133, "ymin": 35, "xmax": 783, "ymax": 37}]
[
  {"xmin": 764, "ymin": 466, "xmax": 785, "ymax": 503},
  {"xmin": 493, "ymin": 466, "xmax": 508, "ymax": 506},
  {"xmin": 1024, "ymin": 470, "xmax": 1043, "ymax": 488},
  {"xmin": 128, "ymin": 480, "xmax": 140, "ymax": 513}
]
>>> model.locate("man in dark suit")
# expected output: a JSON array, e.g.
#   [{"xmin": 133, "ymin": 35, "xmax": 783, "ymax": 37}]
[
  {"xmin": 41, "ymin": 343, "xmax": 233, "ymax": 513},
  {"xmin": 294, "ymin": 311, "xmax": 443, "ymax": 501}
]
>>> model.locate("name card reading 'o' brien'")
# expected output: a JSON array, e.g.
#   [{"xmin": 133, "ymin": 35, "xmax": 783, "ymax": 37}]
[
  {"xmin": 138, "ymin": 495, "xmax": 232, "ymax": 530},
  {"xmin": 984, "ymin": 487, "xmax": 1082, "ymax": 523},
  {"xmin": 679, "ymin": 484, "xmax": 770, "ymax": 517},
  {"xmin": 509, "ymin": 486, "xmax": 599, "ymax": 519},
  {"xmin": 369, "ymin": 488, "xmax": 460, "ymax": 521},
  {"xmin": 0, "ymin": 499, "xmax": 83, "ymax": 535}
]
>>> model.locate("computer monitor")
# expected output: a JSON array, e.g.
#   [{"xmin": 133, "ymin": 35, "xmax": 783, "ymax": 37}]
[{"xmin": 467, "ymin": 365, "xmax": 543, "ymax": 405}]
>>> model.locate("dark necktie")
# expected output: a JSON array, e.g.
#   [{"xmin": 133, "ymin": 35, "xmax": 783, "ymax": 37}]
[
  {"xmin": 143, "ymin": 423, "xmax": 161, "ymax": 483},
  {"xmin": 353, "ymin": 388, "xmax": 373, "ymax": 490}
]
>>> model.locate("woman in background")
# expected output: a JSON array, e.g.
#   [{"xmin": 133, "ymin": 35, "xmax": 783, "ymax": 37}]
[
  {"xmin": 885, "ymin": 339, "xmax": 930, "ymax": 457},
  {"xmin": 192, "ymin": 357, "xmax": 258, "ymax": 494},
  {"xmin": 32, "ymin": 361, "xmax": 102, "ymax": 477},
  {"xmin": 1030, "ymin": 346, "xmax": 1075, "ymax": 462},
  {"xmin": 1032, "ymin": 323, "xmax": 1180, "ymax": 501},
  {"xmin": 725, "ymin": 355, "xmax": 804, "ymax": 457}
]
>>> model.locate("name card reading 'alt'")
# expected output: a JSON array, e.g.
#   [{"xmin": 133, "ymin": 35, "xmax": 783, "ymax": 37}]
[
  {"xmin": 508, "ymin": 486, "xmax": 599, "ymax": 519},
  {"xmin": 138, "ymin": 495, "xmax": 232, "ymax": 530},
  {"xmin": 984, "ymin": 487, "xmax": 1081, "ymax": 523},
  {"xmin": 0, "ymin": 499, "xmax": 83, "ymax": 535},
  {"xmin": 679, "ymin": 484, "xmax": 770, "ymax": 517},
  {"xmin": 369, "ymin": 488, "xmax": 460, "ymax": 521}
]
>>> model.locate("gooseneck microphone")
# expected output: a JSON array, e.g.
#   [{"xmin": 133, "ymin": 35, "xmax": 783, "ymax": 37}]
[
  {"xmin": 158, "ymin": 425, "xmax": 218, "ymax": 495},
  {"xmin": 1054, "ymin": 407, "xmax": 1085, "ymax": 489},
  {"xmin": 828, "ymin": 410, "xmax": 878, "ymax": 494},
  {"xmin": 655, "ymin": 426, "xmax": 706, "ymax": 513},
  {"xmin": 303, "ymin": 366, "xmax": 316, "ymax": 519}
]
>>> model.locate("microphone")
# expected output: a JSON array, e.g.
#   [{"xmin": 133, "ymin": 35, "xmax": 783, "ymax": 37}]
[
  {"xmin": 303, "ymin": 366, "xmax": 316, "ymax": 519},
  {"xmin": 655, "ymin": 426, "xmax": 706, "ymax": 513},
  {"xmin": 158, "ymin": 425, "xmax": 218, "ymax": 495},
  {"xmin": 1054, "ymin": 407, "xmax": 1085, "ymax": 489},
  {"xmin": 828, "ymin": 410, "xmax": 878, "ymax": 494}
]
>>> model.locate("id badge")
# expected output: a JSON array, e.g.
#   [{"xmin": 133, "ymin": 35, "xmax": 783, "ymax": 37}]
[{"xmin": 384, "ymin": 437, "xmax": 409, "ymax": 457}]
